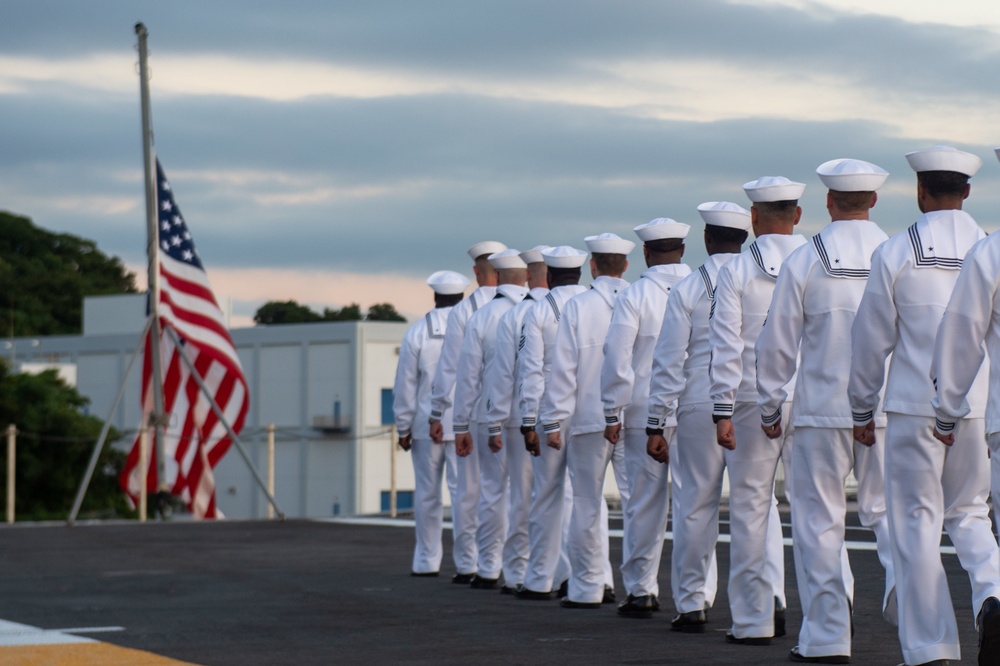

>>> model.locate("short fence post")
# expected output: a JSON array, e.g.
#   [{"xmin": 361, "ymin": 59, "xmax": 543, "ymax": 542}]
[
  {"xmin": 6, "ymin": 424, "xmax": 15, "ymax": 525},
  {"xmin": 267, "ymin": 423, "xmax": 275, "ymax": 520}
]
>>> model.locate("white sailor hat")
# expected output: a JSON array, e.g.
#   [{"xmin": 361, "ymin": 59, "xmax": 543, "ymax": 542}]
[
  {"xmin": 633, "ymin": 218, "xmax": 690, "ymax": 242},
  {"xmin": 697, "ymin": 201, "xmax": 752, "ymax": 231},
  {"xmin": 542, "ymin": 246, "xmax": 588, "ymax": 268},
  {"xmin": 743, "ymin": 176, "xmax": 806, "ymax": 203},
  {"xmin": 905, "ymin": 146, "xmax": 982, "ymax": 177},
  {"xmin": 426, "ymin": 270, "xmax": 470, "ymax": 295},
  {"xmin": 816, "ymin": 158, "xmax": 889, "ymax": 192},
  {"xmin": 467, "ymin": 240, "xmax": 508, "ymax": 260},
  {"xmin": 584, "ymin": 233, "xmax": 635, "ymax": 255},
  {"xmin": 488, "ymin": 248, "xmax": 528, "ymax": 270},
  {"xmin": 519, "ymin": 245, "xmax": 551, "ymax": 264}
]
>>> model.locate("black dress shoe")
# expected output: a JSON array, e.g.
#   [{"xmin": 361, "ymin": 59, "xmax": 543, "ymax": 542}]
[
  {"xmin": 979, "ymin": 596, "xmax": 1000, "ymax": 666},
  {"xmin": 775, "ymin": 596, "xmax": 787, "ymax": 637},
  {"xmin": 451, "ymin": 573, "xmax": 476, "ymax": 584},
  {"xmin": 410, "ymin": 571, "xmax": 439, "ymax": 577},
  {"xmin": 469, "ymin": 574, "xmax": 499, "ymax": 589},
  {"xmin": 500, "ymin": 584, "xmax": 523, "ymax": 595},
  {"xmin": 561, "ymin": 598, "xmax": 602, "ymax": 609},
  {"xmin": 671, "ymin": 609, "xmax": 707, "ymax": 633},
  {"xmin": 515, "ymin": 587, "xmax": 557, "ymax": 601},
  {"xmin": 789, "ymin": 646, "xmax": 850, "ymax": 664},
  {"xmin": 557, "ymin": 580, "xmax": 568, "ymax": 598},
  {"xmin": 726, "ymin": 629, "xmax": 772, "ymax": 646},
  {"xmin": 602, "ymin": 585, "xmax": 616, "ymax": 604},
  {"xmin": 617, "ymin": 594, "xmax": 656, "ymax": 619}
]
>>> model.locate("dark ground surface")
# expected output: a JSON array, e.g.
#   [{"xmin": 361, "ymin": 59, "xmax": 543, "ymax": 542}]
[{"xmin": 0, "ymin": 508, "xmax": 985, "ymax": 665}]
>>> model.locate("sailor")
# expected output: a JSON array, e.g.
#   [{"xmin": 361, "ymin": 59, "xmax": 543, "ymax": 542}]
[
  {"xmin": 646, "ymin": 201, "xmax": 752, "ymax": 633},
  {"xmin": 601, "ymin": 218, "xmax": 691, "ymax": 619},
  {"xmin": 483, "ymin": 246, "xmax": 551, "ymax": 594},
  {"xmin": 392, "ymin": 270, "xmax": 469, "ymax": 577},
  {"xmin": 756, "ymin": 159, "xmax": 894, "ymax": 663},
  {"xmin": 850, "ymin": 146, "xmax": 1000, "ymax": 666},
  {"xmin": 929, "ymin": 147, "xmax": 1000, "ymax": 666},
  {"xmin": 542, "ymin": 233, "xmax": 633, "ymax": 609},
  {"xmin": 710, "ymin": 176, "xmax": 806, "ymax": 644},
  {"xmin": 452, "ymin": 249, "xmax": 530, "ymax": 589},
  {"xmin": 515, "ymin": 245, "xmax": 589, "ymax": 599},
  {"xmin": 429, "ymin": 240, "xmax": 506, "ymax": 584}
]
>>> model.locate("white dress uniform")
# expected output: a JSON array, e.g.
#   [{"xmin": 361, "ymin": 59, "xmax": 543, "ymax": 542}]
[
  {"xmin": 484, "ymin": 284, "xmax": 549, "ymax": 589},
  {"xmin": 711, "ymin": 219, "xmax": 805, "ymax": 640},
  {"xmin": 518, "ymin": 279, "xmax": 587, "ymax": 594},
  {"xmin": 542, "ymin": 272, "xmax": 630, "ymax": 605},
  {"xmin": 648, "ymin": 251, "xmax": 737, "ymax": 616},
  {"xmin": 602, "ymin": 252, "xmax": 690, "ymax": 603},
  {"xmin": 453, "ymin": 272, "xmax": 530, "ymax": 583},
  {"xmin": 930, "ymin": 229, "xmax": 1000, "ymax": 663},
  {"xmin": 849, "ymin": 147, "xmax": 996, "ymax": 664},
  {"xmin": 393, "ymin": 299, "xmax": 460, "ymax": 575},
  {"xmin": 756, "ymin": 160, "xmax": 895, "ymax": 659},
  {"xmin": 430, "ymin": 283, "xmax": 498, "ymax": 577}
]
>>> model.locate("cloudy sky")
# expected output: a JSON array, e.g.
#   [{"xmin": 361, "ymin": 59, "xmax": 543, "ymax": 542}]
[{"xmin": 2, "ymin": 1, "xmax": 999, "ymax": 325}]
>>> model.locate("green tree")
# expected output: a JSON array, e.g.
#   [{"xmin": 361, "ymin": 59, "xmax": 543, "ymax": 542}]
[
  {"xmin": 366, "ymin": 302, "xmax": 406, "ymax": 322},
  {"xmin": 322, "ymin": 303, "xmax": 363, "ymax": 321},
  {"xmin": 0, "ymin": 361, "xmax": 130, "ymax": 520},
  {"xmin": 253, "ymin": 300, "xmax": 322, "ymax": 325},
  {"xmin": 0, "ymin": 211, "xmax": 138, "ymax": 337}
]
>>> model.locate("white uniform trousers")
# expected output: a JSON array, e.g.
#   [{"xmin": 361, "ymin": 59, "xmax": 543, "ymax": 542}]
[
  {"xmin": 992, "ymin": 453, "xmax": 1000, "ymax": 540},
  {"xmin": 791, "ymin": 426, "xmax": 893, "ymax": 659},
  {"xmin": 502, "ymin": 424, "xmax": 533, "ymax": 586},
  {"xmin": 524, "ymin": 422, "xmax": 571, "ymax": 593},
  {"xmin": 453, "ymin": 422, "xmax": 482, "ymax": 576},
  {"xmin": 604, "ymin": 436, "xmax": 630, "ymax": 590},
  {"xmin": 410, "ymin": 438, "xmax": 455, "ymax": 574},
  {"xmin": 885, "ymin": 414, "xmax": 1000, "ymax": 665},
  {"xmin": 723, "ymin": 401, "xmax": 793, "ymax": 639},
  {"xmin": 567, "ymin": 430, "xmax": 623, "ymax": 603},
  {"xmin": 671, "ymin": 402, "xmax": 722, "ymax": 613},
  {"xmin": 620, "ymin": 426, "xmax": 674, "ymax": 598},
  {"xmin": 474, "ymin": 422, "xmax": 508, "ymax": 580}
]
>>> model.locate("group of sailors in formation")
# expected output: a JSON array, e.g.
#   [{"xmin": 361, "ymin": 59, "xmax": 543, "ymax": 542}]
[{"xmin": 391, "ymin": 145, "xmax": 1000, "ymax": 665}]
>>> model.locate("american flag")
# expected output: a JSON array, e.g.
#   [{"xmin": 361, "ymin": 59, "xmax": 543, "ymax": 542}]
[{"xmin": 119, "ymin": 159, "xmax": 249, "ymax": 519}]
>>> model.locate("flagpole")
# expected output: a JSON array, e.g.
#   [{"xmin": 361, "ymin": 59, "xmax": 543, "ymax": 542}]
[{"xmin": 136, "ymin": 22, "xmax": 170, "ymax": 507}]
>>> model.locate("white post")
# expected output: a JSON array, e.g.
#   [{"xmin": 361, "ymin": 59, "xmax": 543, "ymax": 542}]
[
  {"xmin": 390, "ymin": 425, "xmax": 398, "ymax": 518},
  {"xmin": 138, "ymin": 428, "xmax": 149, "ymax": 523},
  {"xmin": 6, "ymin": 424, "xmax": 15, "ymax": 525},
  {"xmin": 267, "ymin": 423, "xmax": 275, "ymax": 520}
]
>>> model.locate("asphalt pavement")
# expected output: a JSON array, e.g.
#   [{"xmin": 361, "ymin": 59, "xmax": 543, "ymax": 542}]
[{"xmin": 0, "ymin": 509, "xmax": 986, "ymax": 665}]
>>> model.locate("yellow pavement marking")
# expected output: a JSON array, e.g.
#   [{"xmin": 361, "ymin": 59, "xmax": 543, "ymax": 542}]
[{"xmin": 0, "ymin": 642, "xmax": 200, "ymax": 665}]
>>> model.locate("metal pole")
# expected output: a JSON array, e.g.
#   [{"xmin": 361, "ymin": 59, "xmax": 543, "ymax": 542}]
[
  {"xmin": 6, "ymin": 424, "xmax": 15, "ymax": 525},
  {"xmin": 68, "ymin": 318, "xmax": 151, "ymax": 525},
  {"xmin": 390, "ymin": 424, "xmax": 397, "ymax": 518},
  {"xmin": 135, "ymin": 23, "xmax": 169, "ymax": 496},
  {"xmin": 139, "ymin": 428, "xmax": 148, "ymax": 522},
  {"xmin": 164, "ymin": 326, "xmax": 285, "ymax": 519},
  {"xmin": 267, "ymin": 423, "xmax": 275, "ymax": 520}
]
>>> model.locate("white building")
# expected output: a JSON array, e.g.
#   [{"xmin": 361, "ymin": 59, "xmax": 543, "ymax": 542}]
[{"xmin": 7, "ymin": 295, "xmax": 411, "ymax": 519}]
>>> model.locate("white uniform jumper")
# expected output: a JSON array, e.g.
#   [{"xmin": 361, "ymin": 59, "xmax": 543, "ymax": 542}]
[
  {"xmin": 850, "ymin": 209, "xmax": 998, "ymax": 665},
  {"xmin": 602, "ymin": 264, "xmax": 690, "ymax": 601},
  {"xmin": 756, "ymin": 220, "xmax": 894, "ymax": 659},
  {"xmin": 519, "ymin": 284, "xmax": 587, "ymax": 593},
  {"xmin": 453, "ymin": 284, "xmax": 529, "ymax": 582},
  {"xmin": 542, "ymin": 276, "xmax": 630, "ymax": 604},
  {"xmin": 430, "ymin": 285, "xmax": 497, "ymax": 576},
  {"xmin": 393, "ymin": 305, "xmax": 459, "ymax": 574},
  {"xmin": 647, "ymin": 254, "xmax": 741, "ymax": 615},
  {"xmin": 484, "ymin": 286, "xmax": 549, "ymax": 588},
  {"xmin": 934, "ymin": 231, "xmax": 1000, "ymax": 537},
  {"xmin": 710, "ymin": 233, "xmax": 805, "ymax": 639}
]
